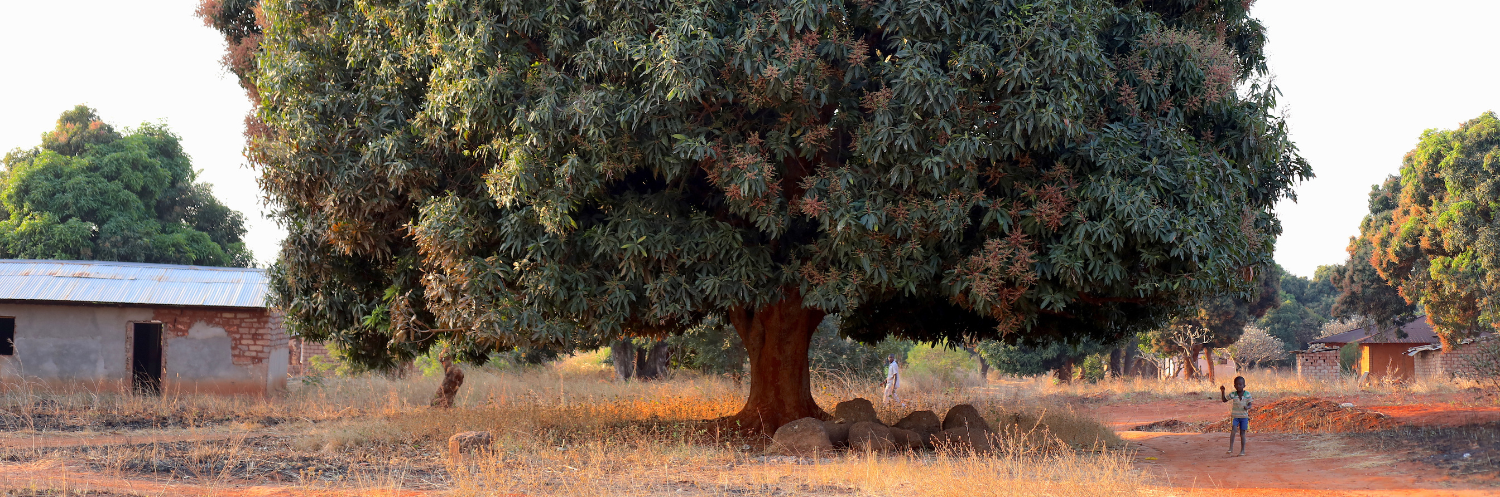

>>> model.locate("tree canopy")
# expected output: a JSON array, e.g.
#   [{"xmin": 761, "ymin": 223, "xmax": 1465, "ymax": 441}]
[
  {"xmin": 1254, "ymin": 263, "xmax": 1338, "ymax": 351},
  {"xmin": 0, "ymin": 106, "xmax": 252, "ymax": 267},
  {"xmin": 208, "ymin": 0, "xmax": 1308, "ymax": 431},
  {"xmin": 1342, "ymin": 112, "xmax": 1499, "ymax": 347}
]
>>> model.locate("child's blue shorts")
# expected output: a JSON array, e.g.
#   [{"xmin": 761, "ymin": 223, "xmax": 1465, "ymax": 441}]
[{"xmin": 1232, "ymin": 418, "xmax": 1249, "ymax": 431}]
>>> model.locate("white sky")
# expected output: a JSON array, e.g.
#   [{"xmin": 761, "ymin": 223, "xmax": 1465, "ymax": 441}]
[{"xmin": 2, "ymin": 1, "xmax": 1498, "ymax": 275}]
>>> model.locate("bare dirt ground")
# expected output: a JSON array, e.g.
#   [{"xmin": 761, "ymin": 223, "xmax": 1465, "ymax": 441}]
[{"xmin": 1103, "ymin": 394, "xmax": 1500, "ymax": 496}]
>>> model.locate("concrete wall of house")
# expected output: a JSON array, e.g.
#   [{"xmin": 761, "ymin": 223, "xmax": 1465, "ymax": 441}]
[
  {"xmin": 1361, "ymin": 344, "xmax": 1416, "ymax": 381},
  {"xmin": 0, "ymin": 303, "xmax": 150, "ymax": 391},
  {"xmin": 0, "ymin": 303, "xmax": 287, "ymax": 395},
  {"xmin": 1296, "ymin": 350, "xmax": 1341, "ymax": 382}
]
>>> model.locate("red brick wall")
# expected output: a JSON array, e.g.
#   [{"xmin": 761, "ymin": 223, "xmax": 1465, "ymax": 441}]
[{"xmin": 152, "ymin": 308, "xmax": 286, "ymax": 366}]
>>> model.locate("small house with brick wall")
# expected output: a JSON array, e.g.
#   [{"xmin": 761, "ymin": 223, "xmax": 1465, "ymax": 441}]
[
  {"xmin": 0, "ymin": 259, "xmax": 287, "ymax": 395},
  {"xmin": 1297, "ymin": 318, "xmax": 1442, "ymax": 383}
]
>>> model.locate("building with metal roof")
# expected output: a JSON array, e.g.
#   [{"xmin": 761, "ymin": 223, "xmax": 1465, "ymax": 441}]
[{"xmin": 0, "ymin": 259, "xmax": 287, "ymax": 395}]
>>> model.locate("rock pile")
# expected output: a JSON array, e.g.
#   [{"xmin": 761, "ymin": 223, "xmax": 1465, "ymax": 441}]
[{"xmin": 770, "ymin": 399, "xmax": 998, "ymax": 455}]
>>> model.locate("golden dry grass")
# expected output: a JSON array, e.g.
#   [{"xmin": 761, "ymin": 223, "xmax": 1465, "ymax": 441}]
[{"xmin": 1, "ymin": 358, "xmax": 1143, "ymax": 496}]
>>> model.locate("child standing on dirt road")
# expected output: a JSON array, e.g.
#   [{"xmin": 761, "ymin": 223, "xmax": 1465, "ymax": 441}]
[{"xmin": 1220, "ymin": 376, "xmax": 1252, "ymax": 456}]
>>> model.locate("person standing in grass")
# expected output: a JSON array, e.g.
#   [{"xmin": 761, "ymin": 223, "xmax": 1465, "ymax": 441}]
[
  {"xmin": 1220, "ymin": 376, "xmax": 1252, "ymax": 456},
  {"xmin": 882, "ymin": 354, "xmax": 901, "ymax": 405}
]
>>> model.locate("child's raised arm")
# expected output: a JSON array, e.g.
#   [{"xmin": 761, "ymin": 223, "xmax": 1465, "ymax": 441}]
[{"xmin": 1219, "ymin": 385, "xmax": 1229, "ymax": 402}]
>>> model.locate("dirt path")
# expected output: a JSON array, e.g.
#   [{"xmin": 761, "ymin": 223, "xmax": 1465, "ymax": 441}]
[
  {"xmin": 1107, "ymin": 400, "xmax": 1499, "ymax": 496},
  {"xmin": 0, "ymin": 459, "xmax": 433, "ymax": 497},
  {"xmin": 0, "ymin": 429, "xmax": 246, "ymax": 449}
]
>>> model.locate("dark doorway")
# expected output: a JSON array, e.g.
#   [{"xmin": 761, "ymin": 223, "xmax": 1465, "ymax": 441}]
[{"xmin": 131, "ymin": 323, "xmax": 163, "ymax": 395}]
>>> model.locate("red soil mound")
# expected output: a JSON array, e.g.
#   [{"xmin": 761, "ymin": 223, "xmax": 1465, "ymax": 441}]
[{"xmin": 1205, "ymin": 396, "xmax": 1396, "ymax": 433}]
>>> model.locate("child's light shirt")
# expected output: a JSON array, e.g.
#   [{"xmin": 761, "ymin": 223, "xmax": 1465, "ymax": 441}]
[{"xmin": 1229, "ymin": 390, "xmax": 1252, "ymax": 419}]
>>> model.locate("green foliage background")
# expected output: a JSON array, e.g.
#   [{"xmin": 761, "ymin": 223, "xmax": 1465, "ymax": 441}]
[{"xmin": 0, "ymin": 106, "xmax": 252, "ymax": 267}]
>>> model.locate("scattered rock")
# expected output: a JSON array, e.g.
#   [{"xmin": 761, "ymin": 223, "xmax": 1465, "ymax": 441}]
[
  {"xmin": 448, "ymin": 431, "xmax": 492, "ymax": 462},
  {"xmin": 942, "ymin": 404, "xmax": 991, "ymax": 432},
  {"xmin": 848, "ymin": 421, "xmax": 895, "ymax": 452},
  {"xmin": 933, "ymin": 426, "xmax": 992, "ymax": 452},
  {"xmin": 834, "ymin": 398, "xmax": 881, "ymax": 425},
  {"xmin": 822, "ymin": 420, "xmax": 851, "ymax": 447},
  {"xmin": 894, "ymin": 410, "xmax": 941, "ymax": 437},
  {"xmin": 772, "ymin": 417, "xmax": 833, "ymax": 456}
]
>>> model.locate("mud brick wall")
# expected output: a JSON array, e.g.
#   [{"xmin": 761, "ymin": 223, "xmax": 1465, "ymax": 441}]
[
  {"xmin": 1413, "ymin": 350, "xmax": 1441, "ymax": 379},
  {"xmin": 1440, "ymin": 343, "xmax": 1483, "ymax": 379},
  {"xmin": 1296, "ymin": 350, "xmax": 1341, "ymax": 382}
]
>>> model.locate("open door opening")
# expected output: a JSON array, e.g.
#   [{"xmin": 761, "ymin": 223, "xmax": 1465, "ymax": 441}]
[{"xmin": 131, "ymin": 323, "xmax": 163, "ymax": 395}]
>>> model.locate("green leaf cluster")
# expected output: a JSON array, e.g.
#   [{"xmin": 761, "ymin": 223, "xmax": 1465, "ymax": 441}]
[
  {"xmin": 227, "ymin": 0, "xmax": 1305, "ymax": 370},
  {"xmin": 1342, "ymin": 112, "xmax": 1500, "ymax": 345},
  {"xmin": 0, "ymin": 106, "xmax": 252, "ymax": 267}
]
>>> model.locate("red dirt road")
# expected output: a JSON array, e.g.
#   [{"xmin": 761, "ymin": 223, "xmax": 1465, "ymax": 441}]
[{"xmin": 1107, "ymin": 398, "xmax": 1500, "ymax": 496}]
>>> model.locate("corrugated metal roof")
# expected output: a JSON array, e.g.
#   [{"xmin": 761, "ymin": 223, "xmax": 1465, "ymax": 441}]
[
  {"xmin": 0, "ymin": 259, "xmax": 268, "ymax": 308},
  {"xmin": 1310, "ymin": 318, "xmax": 1440, "ymax": 345}
]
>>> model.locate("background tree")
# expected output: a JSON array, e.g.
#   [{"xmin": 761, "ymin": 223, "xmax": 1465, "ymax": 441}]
[
  {"xmin": 1330, "ymin": 176, "xmax": 1420, "ymax": 333},
  {"xmin": 1143, "ymin": 269, "xmax": 1279, "ymax": 380},
  {"xmin": 0, "ymin": 106, "xmax": 252, "ymax": 267},
  {"xmin": 1360, "ymin": 113, "xmax": 1500, "ymax": 346},
  {"xmin": 1228, "ymin": 325, "xmax": 1284, "ymax": 370},
  {"xmin": 1255, "ymin": 264, "xmax": 1338, "ymax": 352},
  {"xmin": 978, "ymin": 337, "xmax": 1114, "ymax": 383},
  {"xmin": 208, "ymin": 0, "xmax": 1307, "ymax": 432}
]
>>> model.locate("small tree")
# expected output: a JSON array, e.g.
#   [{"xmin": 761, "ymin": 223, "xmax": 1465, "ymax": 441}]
[{"xmin": 1229, "ymin": 326, "xmax": 1285, "ymax": 370}]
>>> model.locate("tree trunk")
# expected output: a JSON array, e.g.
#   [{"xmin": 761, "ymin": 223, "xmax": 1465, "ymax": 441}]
[
  {"xmin": 1107, "ymin": 347, "xmax": 1124, "ymax": 378},
  {"xmin": 1122, "ymin": 341, "xmax": 1138, "ymax": 377},
  {"xmin": 430, "ymin": 358, "xmax": 465, "ymax": 408},
  {"xmin": 1204, "ymin": 346, "xmax": 1216, "ymax": 383},
  {"xmin": 1054, "ymin": 357, "xmax": 1075, "ymax": 384},
  {"xmin": 724, "ymin": 289, "xmax": 827, "ymax": 434},
  {"xmin": 1181, "ymin": 345, "xmax": 1200, "ymax": 379},
  {"xmin": 611, "ymin": 339, "xmax": 637, "ymax": 381},
  {"xmin": 637, "ymin": 341, "xmax": 673, "ymax": 380},
  {"xmin": 958, "ymin": 344, "xmax": 991, "ymax": 379}
]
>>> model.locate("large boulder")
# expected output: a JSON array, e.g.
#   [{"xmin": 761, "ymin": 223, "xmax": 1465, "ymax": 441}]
[
  {"xmin": 942, "ymin": 404, "xmax": 992, "ymax": 432},
  {"xmin": 834, "ymin": 398, "xmax": 880, "ymax": 425},
  {"xmin": 889, "ymin": 427, "xmax": 926, "ymax": 450},
  {"xmin": 894, "ymin": 410, "xmax": 941, "ymax": 437},
  {"xmin": 933, "ymin": 427, "xmax": 993, "ymax": 453},
  {"xmin": 772, "ymin": 417, "xmax": 834, "ymax": 456},
  {"xmin": 848, "ymin": 421, "xmax": 895, "ymax": 452},
  {"xmin": 822, "ymin": 420, "xmax": 851, "ymax": 447}
]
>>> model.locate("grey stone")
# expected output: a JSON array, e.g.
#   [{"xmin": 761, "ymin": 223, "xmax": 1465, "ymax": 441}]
[
  {"xmin": 772, "ymin": 417, "xmax": 833, "ymax": 456},
  {"xmin": 834, "ymin": 398, "xmax": 880, "ymax": 425},
  {"xmin": 848, "ymin": 421, "xmax": 895, "ymax": 452},
  {"xmin": 822, "ymin": 420, "xmax": 851, "ymax": 447},
  {"xmin": 942, "ymin": 404, "xmax": 992, "ymax": 432}
]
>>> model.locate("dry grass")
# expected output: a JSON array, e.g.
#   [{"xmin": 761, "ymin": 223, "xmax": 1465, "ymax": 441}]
[
  {"xmin": 999, "ymin": 368, "xmax": 1484, "ymax": 405},
  {"xmin": 0, "ymin": 360, "xmax": 1142, "ymax": 496}
]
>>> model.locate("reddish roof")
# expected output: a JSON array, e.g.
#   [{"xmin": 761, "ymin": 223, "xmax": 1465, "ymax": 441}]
[{"xmin": 1310, "ymin": 318, "xmax": 1440, "ymax": 346}]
